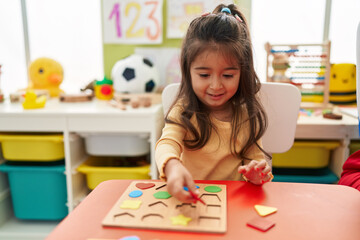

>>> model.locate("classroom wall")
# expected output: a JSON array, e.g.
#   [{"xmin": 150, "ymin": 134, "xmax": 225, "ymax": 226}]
[{"xmin": 102, "ymin": 0, "xmax": 250, "ymax": 79}]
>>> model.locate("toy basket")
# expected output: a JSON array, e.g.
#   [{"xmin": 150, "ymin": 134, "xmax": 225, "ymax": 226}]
[
  {"xmin": 272, "ymin": 140, "xmax": 340, "ymax": 168},
  {"xmin": 77, "ymin": 156, "xmax": 150, "ymax": 190},
  {"xmin": 80, "ymin": 133, "xmax": 150, "ymax": 156},
  {"xmin": 0, "ymin": 133, "xmax": 64, "ymax": 161},
  {"xmin": 0, "ymin": 162, "xmax": 68, "ymax": 220}
]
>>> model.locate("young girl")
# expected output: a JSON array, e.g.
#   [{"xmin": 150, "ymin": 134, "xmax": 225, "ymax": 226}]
[{"xmin": 155, "ymin": 4, "xmax": 273, "ymax": 202}]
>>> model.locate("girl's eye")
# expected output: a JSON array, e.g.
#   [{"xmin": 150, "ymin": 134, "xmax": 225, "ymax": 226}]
[
  {"xmin": 223, "ymin": 74, "xmax": 234, "ymax": 78},
  {"xmin": 199, "ymin": 74, "xmax": 210, "ymax": 78}
]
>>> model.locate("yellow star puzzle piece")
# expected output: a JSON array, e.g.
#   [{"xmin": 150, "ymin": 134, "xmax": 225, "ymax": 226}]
[
  {"xmin": 254, "ymin": 204, "xmax": 277, "ymax": 217},
  {"xmin": 170, "ymin": 214, "xmax": 192, "ymax": 226},
  {"xmin": 120, "ymin": 200, "xmax": 142, "ymax": 210}
]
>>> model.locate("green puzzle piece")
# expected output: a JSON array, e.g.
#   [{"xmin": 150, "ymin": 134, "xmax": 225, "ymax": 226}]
[
  {"xmin": 204, "ymin": 186, "xmax": 222, "ymax": 193},
  {"xmin": 153, "ymin": 191, "xmax": 172, "ymax": 199}
]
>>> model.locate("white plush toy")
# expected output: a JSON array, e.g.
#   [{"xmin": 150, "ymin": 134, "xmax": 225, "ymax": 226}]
[{"xmin": 111, "ymin": 54, "xmax": 159, "ymax": 93}]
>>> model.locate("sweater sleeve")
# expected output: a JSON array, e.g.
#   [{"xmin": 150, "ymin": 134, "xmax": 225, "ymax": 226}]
[
  {"xmin": 338, "ymin": 150, "xmax": 360, "ymax": 191},
  {"xmin": 155, "ymin": 106, "xmax": 186, "ymax": 180},
  {"xmin": 242, "ymin": 139, "xmax": 266, "ymax": 163}
]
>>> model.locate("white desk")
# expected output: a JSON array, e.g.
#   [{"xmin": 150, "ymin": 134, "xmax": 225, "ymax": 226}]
[{"xmin": 296, "ymin": 112, "xmax": 358, "ymax": 139}]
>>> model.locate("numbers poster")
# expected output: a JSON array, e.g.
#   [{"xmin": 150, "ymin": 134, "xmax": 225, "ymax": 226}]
[
  {"xmin": 166, "ymin": 0, "xmax": 233, "ymax": 39},
  {"xmin": 103, "ymin": 0, "xmax": 163, "ymax": 44}
]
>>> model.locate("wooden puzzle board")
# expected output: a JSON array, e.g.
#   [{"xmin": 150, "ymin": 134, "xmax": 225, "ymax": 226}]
[{"xmin": 102, "ymin": 181, "xmax": 227, "ymax": 233}]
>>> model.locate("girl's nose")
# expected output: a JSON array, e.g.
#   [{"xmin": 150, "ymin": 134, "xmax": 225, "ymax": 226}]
[{"xmin": 210, "ymin": 77, "xmax": 223, "ymax": 90}]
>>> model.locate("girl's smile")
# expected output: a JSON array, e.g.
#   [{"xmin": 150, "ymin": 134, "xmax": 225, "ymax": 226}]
[{"xmin": 190, "ymin": 49, "xmax": 240, "ymax": 113}]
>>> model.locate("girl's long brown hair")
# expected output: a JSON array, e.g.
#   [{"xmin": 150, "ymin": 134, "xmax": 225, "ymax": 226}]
[{"xmin": 166, "ymin": 4, "xmax": 270, "ymax": 161}]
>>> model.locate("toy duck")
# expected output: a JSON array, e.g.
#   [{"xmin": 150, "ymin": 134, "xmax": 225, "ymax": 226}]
[
  {"xmin": 28, "ymin": 57, "xmax": 64, "ymax": 97},
  {"xmin": 22, "ymin": 90, "xmax": 46, "ymax": 109}
]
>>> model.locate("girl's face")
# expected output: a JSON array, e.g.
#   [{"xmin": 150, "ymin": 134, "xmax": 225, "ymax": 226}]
[{"xmin": 190, "ymin": 49, "xmax": 240, "ymax": 112}]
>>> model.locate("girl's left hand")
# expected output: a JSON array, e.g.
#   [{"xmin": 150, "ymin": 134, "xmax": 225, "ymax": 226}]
[{"xmin": 238, "ymin": 160, "xmax": 273, "ymax": 185}]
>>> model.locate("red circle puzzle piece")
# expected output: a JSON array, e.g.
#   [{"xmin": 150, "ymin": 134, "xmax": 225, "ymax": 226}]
[{"xmin": 135, "ymin": 182, "xmax": 155, "ymax": 190}]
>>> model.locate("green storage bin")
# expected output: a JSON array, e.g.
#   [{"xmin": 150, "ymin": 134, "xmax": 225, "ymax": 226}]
[
  {"xmin": 0, "ymin": 162, "xmax": 68, "ymax": 220},
  {"xmin": 273, "ymin": 167, "xmax": 338, "ymax": 184},
  {"xmin": 272, "ymin": 141, "xmax": 340, "ymax": 168},
  {"xmin": 349, "ymin": 141, "xmax": 360, "ymax": 155},
  {"xmin": 0, "ymin": 189, "xmax": 13, "ymax": 226}
]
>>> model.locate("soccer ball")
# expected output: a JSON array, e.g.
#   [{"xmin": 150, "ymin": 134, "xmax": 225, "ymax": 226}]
[{"xmin": 111, "ymin": 54, "xmax": 159, "ymax": 93}]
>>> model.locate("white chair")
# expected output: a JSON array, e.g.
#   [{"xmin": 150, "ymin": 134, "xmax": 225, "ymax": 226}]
[{"xmin": 162, "ymin": 82, "xmax": 301, "ymax": 165}]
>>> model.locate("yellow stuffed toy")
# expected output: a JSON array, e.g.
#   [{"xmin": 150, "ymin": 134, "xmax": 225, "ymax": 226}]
[
  {"xmin": 329, "ymin": 63, "xmax": 356, "ymax": 104},
  {"xmin": 28, "ymin": 57, "xmax": 64, "ymax": 97}
]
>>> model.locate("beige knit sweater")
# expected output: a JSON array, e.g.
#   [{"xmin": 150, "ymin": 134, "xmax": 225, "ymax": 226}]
[{"xmin": 155, "ymin": 104, "xmax": 266, "ymax": 181}]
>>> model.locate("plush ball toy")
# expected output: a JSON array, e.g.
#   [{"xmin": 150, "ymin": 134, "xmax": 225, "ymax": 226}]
[
  {"xmin": 111, "ymin": 54, "xmax": 159, "ymax": 93},
  {"xmin": 28, "ymin": 57, "xmax": 64, "ymax": 97}
]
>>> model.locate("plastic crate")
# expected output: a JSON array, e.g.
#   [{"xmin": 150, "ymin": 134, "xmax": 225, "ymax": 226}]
[
  {"xmin": 77, "ymin": 156, "xmax": 150, "ymax": 190},
  {"xmin": 350, "ymin": 141, "xmax": 360, "ymax": 155},
  {"xmin": 0, "ymin": 162, "xmax": 68, "ymax": 220},
  {"xmin": 272, "ymin": 141, "xmax": 340, "ymax": 168},
  {"xmin": 0, "ymin": 171, "xmax": 8, "ymax": 193},
  {"xmin": 273, "ymin": 167, "xmax": 338, "ymax": 184},
  {"xmin": 0, "ymin": 133, "xmax": 64, "ymax": 161},
  {"xmin": 80, "ymin": 133, "xmax": 150, "ymax": 156},
  {"xmin": 0, "ymin": 189, "xmax": 13, "ymax": 226}
]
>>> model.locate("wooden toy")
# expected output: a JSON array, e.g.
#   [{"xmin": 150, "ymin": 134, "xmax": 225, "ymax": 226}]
[
  {"xmin": 265, "ymin": 41, "xmax": 332, "ymax": 109},
  {"xmin": 59, "ymin": 91, "xmax": 94, "ymax": 102},
  {"xmin": 109, "ymin": 93, "xmax": 162, "ymax": 110},
  {"xmin": 102, "ymin": 181, "xmax": 227, "ymax": 233},
  {"xmin": 108, "ymin": 99, "xmax": 126, "ymax": 110},
  {"xmin": 81, "ymin": 80, "xmax": 95, "ymax": 92},
  {"xmin": 9, "ymin": 90, "xmax": 49, "ymax": 103},
  {"xmin": 323, "ymin": 112, "xmax": 343, "ymax": 120}
]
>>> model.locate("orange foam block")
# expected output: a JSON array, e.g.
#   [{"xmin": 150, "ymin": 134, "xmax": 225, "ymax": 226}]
[{"xmin": 254, "ymin": 204, "xmax": 277, "ymax": 217}]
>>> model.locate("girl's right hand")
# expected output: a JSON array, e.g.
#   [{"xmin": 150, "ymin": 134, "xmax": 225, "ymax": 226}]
[{"xmin": 164, "ymin": 159, "xmax": 199, "ymax": 203}]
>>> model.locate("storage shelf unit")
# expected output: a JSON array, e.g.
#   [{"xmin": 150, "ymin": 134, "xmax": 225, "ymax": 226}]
[{"xmin": 0, "ymin": 98, "xmax": 164, "ymax": 239}]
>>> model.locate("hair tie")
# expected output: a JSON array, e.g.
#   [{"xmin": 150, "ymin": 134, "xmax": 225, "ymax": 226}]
[
  {"xmin": 221, "ymin": 7, "xmax": 231, "ymax": 14},
  {"xmin": 235, "ymin": 14, "xmax": 243, "ymax": 23},
  {"xmin": 201, "ymin": 12, "xmax": 211, "ymax": 17}
]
